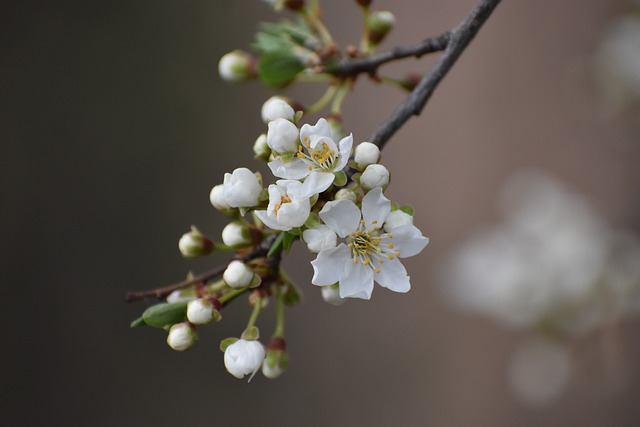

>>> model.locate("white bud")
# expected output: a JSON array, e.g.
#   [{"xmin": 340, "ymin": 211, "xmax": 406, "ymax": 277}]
[
  {"xmin": 167, "ymin": 322, "xmax": 197, "ymax": 351},
  {"xmin": 221, "ymin": 221, "xmax": 251, "ymax": 247},
  {"xmin": 303, "ymin": 225, "xmax": 337, "ymax": 253},
  {"xmin": 224, "ymin": 339, "xmax": 266, "ymax": 380},
  {"xmin": 267, "ymin": 118, "xmax": 300, "ymax": 154},
  {"xmin": 334, "ymin": 188, "xmax": 358, "ymax": 202},
  {"xmin": 187, "ymin": 298, "xmax": 217, "ymax": 325},
  {"xmin": 223, "ymin": 260, "xmax": 254, "ymax": 288},
  {"xmin": 178, "ymin": 227, "xmax": 213, "ymax": 258},
  {"xmin": 262, "ymin": 349, "xmax": 288, "ymax": 379},
  {"xmin": 223, "ymin": 168, "xmax": 262, "ymax": 208},
  {"xmin": 253, "ymin": 134, "xmax": 271, "ymax": 161},
  {"xmin": 210, "ymin": 184, "xmax": 230, "ymax": 211},
  {"xmin": 321, "ymin": 285, "xmax": 346, "ymax": 305},
  {"xmin": 384, "ymin": 210, "xmax": 414, "ymax": 232},
  {"xmin": 354, "ymin": 142, "xmax": 381, "ymax": 170},
  {"xmin": 261, "ymin": 97, "xmax": 295, "ymax": 123},
  {"xmin": 218, "ymin": 50, "xmax": 254, "ymax": 82},
  {"xmin": 360, "ymin": 164, "xmax": 390, "ymax": 190}
]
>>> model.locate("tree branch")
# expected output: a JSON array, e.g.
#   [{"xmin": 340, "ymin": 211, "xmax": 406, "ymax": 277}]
[{"xmin": 368, "ymin": 0, "xmax": 501, "ymax": 149}]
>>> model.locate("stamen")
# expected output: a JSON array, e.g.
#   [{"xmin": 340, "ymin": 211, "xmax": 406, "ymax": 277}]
[
  {"xmin": 388, "ymin": 254, "xmax": 394, "ymax": 260},
  {"xmin": 375, "ymin": 268, "xmax": 381, "ymax": 273}
]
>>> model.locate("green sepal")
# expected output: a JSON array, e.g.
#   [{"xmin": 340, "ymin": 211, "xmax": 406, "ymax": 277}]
[
  {"xmin": 220, "ymin": 337, "xmax": 238, "ymax": 352},
  {"xmin": 283, "ymin": 282, "xmax": 303, "ymax": 307},
  {"xmin": 309, "ymin": 193, "xmax": 319, "ymax": 207},
  {"xmin": 304, "ymin": 212, "xmax": 320, "ymax": 228},
  {"xmin": 294, "ymin": 110, "xmax": 304, "ymax": 124},
  {"xmin": 352, "ymin": 172, "xmax": 362, "ymax": 185},
  {"xmin": 283, "ymin": 231, "xmax": 297, "ymax": 253},
  {"xmin": 333, "ymin": 170, "xmax": 347, "ymax": 187},
  {"xmin": 390, "ymin": 201, "xmax": 400, "ymax": 211},
  {"xmin": 258, "ymin": 49, "xmax": 305, "ymax": 88},
  {"xmin": 259, "ymin": 188, "xmax": 270, "ymax": 202},
  {"xmin": 241, "ymin": 326, "xmax": 260, "ymax": 341},
  {"xmin": 130, "ymin": 317, "xmax": 146, "ymax": 328},
  {"xmin": 268, "ymin": 232, "xmax": 286, "ymax": 257},
  {"xmin": 265, "ymin": 348, "xmax": 289, "ymax": 370},
  {"xmin": 239, "ymin": 207, "xmax": 249, "ymax": 217},
  {"xmin": 141, "ymin": 302, "xmax": 188, "ymax": 328},
  {"xmin": 399, "ymin": 205, "xmax": 415, "ymax": 216},
  {"xmin": 279, "ymin": 151, "xmax": 295, "ymax": 163}
]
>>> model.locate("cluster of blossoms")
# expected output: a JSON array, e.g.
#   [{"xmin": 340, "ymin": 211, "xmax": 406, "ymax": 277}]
[{"xmin": 133, "ymin": 96, "xmax": 428, "ymax": 381}]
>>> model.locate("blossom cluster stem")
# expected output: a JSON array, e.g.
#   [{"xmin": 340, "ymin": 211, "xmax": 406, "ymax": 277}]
[
  {"xmin": 359, "ymin": 5, "xmax": 371, "ymax": 55},
  {"xmin": 274, "ymin": 284, "xmax": 285, "ymax": 337},
  {"xmin": 330, "ymin": 82, "xmax": 350, "ymax": 115},
  {"xmin": 305, "ymin": 84, "xmax": 338, "ymax": 114},
  {"xmin": 246, "ymin": 296, "xmax": 263, "ymax": 330}
]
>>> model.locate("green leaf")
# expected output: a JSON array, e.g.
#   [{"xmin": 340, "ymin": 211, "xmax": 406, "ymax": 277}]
[
  {"xmin": 258, "ymin": 50, "xmax": 305, "ymax": 88},
  {"xmin": 268, "ymin": 232, "xmax": 286, "ymax": 257},
  {"xmin": 399, "ymin": 205, "xmax": 415, "ymax": 216},
  {"xmin": 283, "ymin": 231, "xmax": 296, "ymax": 253},
  {"xmin": 130, "ymin": 317, "xmax": 146, "ymax": 328},
  {"xmin": 141, "ymin": 302, "xmax": 188, "ymax": 328},
  {"xmin": 390, "ymin": 201, "xmax": 400, "ymax": 211}
]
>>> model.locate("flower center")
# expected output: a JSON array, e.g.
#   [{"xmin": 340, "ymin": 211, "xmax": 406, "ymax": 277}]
[
  {"xmin": 346, "ymin": 221, "xmax": 400, "ymax": 273},
  {"xmin": 297, "ymin": 139, "xmax": 336, "ymax": 171},
  {"xmin": 273, "ymin": 194, "xmax": 292, "ymax": 215}
]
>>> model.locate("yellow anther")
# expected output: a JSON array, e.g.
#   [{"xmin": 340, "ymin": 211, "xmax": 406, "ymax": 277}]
[
  {"xmin": 388, "ymin": 243, "xmax": 394, "ymax": 249},
  {"xmin": 375, "ymin": 268, "xmax": 381, "ymax": 273},
  {"xmin": 388, "ymin": 254, "xmax": 394, "ymax": 260},
  {"xmin": 353, "ymin": 258, "xmax": 358, "ymax": 264},
  {"xmin": 372, "ymin": 220, "xmax": 378, "ymax": 224},
  {"xmin": 395, "ymin": 251, "xmax": 400, "ymax": 257},
  {"xmin": 363, "ymin": 258, "xmax": 371, "ymax": 265},
  {"xmin": 308, "ymin": 166, "xmax": 313, "ymax": 171},
  {"xmin": 378, "ymin": 258, "xmax": 384, "ymax": 263},
  {"xmin": 387, "ymin": 233, "xmax": 393, "ymax": 238}
]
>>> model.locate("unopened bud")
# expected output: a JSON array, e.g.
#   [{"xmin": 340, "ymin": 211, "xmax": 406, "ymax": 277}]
[
  {"xmin": 334, "ymin": 188, "xmax": 358, "ymax": 202},
  {"xmin": 178, "ymin": 227, "xmax": 214, "ymax": 258},
  {"xmin": 221, "ymin": 221, "xmax": 252, "ymax": 248},
  {"xmin": 167, "ymin": 322, "xmax": 197, "ymax": 351},
  {"xmin": 368, "ymin": 11, "xmax": 395, "ymax": 45},
  {"xmin": 262, "ymin": 339, "xmax": 288, "ymax": 379},
  {"xmin": 210, "ymin": 184, "xmax": 231, "ymax": 211},
  {"xmin": 321, "ymin": 285, "xmax": 346, "ymax": 305},
  {"xmin": 261, "ymin": 97, "xmax": 296, "ymax": 123},
  {"xmin": 267, "ymin": 118, "xmax": 300, "ymax": 154},
  {"xmin": 218, "ymin": 50, "xmax": 256, "ymax": 82},
  {"xmin": 360, "ymin": 164, "xmax": 390, "ymax": 190},
  {"xmin": 224, "ymin": 339, "xmax": 265, "ymax": 380},
  {"xmin": 187, "ymin": 298, "xmax": 221, "ymax": 325},
  {"xmin": 223, "ymin": 260, "xmax": 255, "ymax": 289},
  {"xmin": 354, "ymin": 141, "xmax": 381, "ymax": 170}
]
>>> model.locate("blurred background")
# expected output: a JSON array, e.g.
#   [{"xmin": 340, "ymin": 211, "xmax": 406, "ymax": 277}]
[{"xmin": 3, "ymin": 0, "xmax": 640, "ymax": 426}]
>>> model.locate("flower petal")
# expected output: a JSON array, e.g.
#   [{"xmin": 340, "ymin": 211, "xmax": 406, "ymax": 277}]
[
  {"xmin": 300, "ymin": 118, "xmax": 332, "ymax": 144},
  {"xmin": 339, "ymin": 260, "xmax": 374, "ymax": 299},
  {"xmin": 268, "ymin": 158, "xmax": 310, "ymax": 180},
  {"xmin": 319, "ymin": 200, "xmax": 361, "ymax": 238},
  {"xmin": 311, "ymin": 244, "xmax": 350, "ymax": 286},
  {"xmin": 335, "ymin": 133, "xmax": 353, "ymax": 170},
  {"xmin": 300, "ymin": 171, "xmax": 335, "ymax": 198},
  {"xmin": 362, "ymin": 187, "xmax": 391, "ymax": 229},
  {"xmin": 373, "ymin": 256, "xmax": 410, "ymax": 293},
  {"xmin": 385, "ymin": 224, "xmax": 429, "ymax": 258},
  {"xmin": 254, "ymin": 210, "xmax": 291, "ymax": 231},
  {"xmin": 277, "ymin": 198, "xmax": 310, "ymax": 228}
]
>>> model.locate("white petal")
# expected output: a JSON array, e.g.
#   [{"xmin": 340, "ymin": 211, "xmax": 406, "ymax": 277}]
[
  {"xmin": 254, "ymin": 210, "xmax": 291, "ymax": 231},
  {"xmin": 339, "ymin": 260, "xmax": 374, "ymax": 299},
  {"xmin": 335, "ymin": 133, "xmax": 353, "ymax": 170},
  {"xmin": 319, "ymin": 200, "xmax": 361, "ymax": 238},
  {"xmin": 386, "ymin": 224, "xmax": 429, "ymax": 258},
  {"xmin": 303, "ymin": 225, "xmax": 337, "ymax": 253},
  {"xmin": 374, "ymin": 256, "xmax": 410, "ymax": 293},
  {"xmin": 311, "ymin": 244, "xmax": 350, "ymax": 286},
  {"xmin": 300, "ymin": 171, "xmax": 335, "ymax": 198},
  {"xmin": 300, "ymin": 118, "xmax": 332, "ymax": 144},
  {"xmin": 277, "ymin": 199, "xmax": 310, "ymax": 228},
  {"xmin": 268, "ymin": 158, "xmax": 310, "ymax": 180},
  {"xmin": 362, "ymin": 187, "xmax": 390, "ymax": 229}
]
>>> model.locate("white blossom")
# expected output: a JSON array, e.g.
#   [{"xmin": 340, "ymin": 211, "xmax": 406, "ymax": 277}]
[
  {"xmin": 167, "ymin": 323, "xmax": 197, "ymax": 351},
  {"xmin": 222, "ymin": 168, "xmax": 262, "ymax": 208},
  {"xmin": 268, "ymin": 118, "xmax": 353, "ymax": 198},
  {"xmin": 224, "ymin": 339, "xmax": 265, "ymax": 380},
  {"xmin": 186, "ymin": 298, "xmax": 218, "ymax": 325},
  {"xmin": 223, "ymin": 260, "xmax": 254, "ymax": 289},
  {"xmin": 384, "ymin": 210, "xmax": 414, "ymax": 232},
  {"xmin": 253, "ymin": 133, "xmax": 271, "ymax": 161},
  {"xmin": 261, "ymin": 97, "xmax": 295, "ymax": 123},
  {"xmin": 302, "ymin": 224, "xmax": 337, "ymax": 253},
  {"xmin": 310, "ymin": 188, "xmax": 429, "ymax": 299},
  {"xmin": 321, "ymin": 285, "xmax": 346, "ymax": 305},
  {"xmin": 221, "ymin": 221, "xmax": 251, "ymax": 247},
  {"xmin": 254, "ymin": 180, "xmax": 310, "ymax": 231},
  {"xmin": 267, "ymin": 118, "xmax": 300, "ymax": 154},
  {"xmin": 209, "ymin": 184, "xmax": 230, "ymax": 211},
  {"xmin": 360, "ymin": 164, "xmax": 390, "ymax": 190},
  {"xmin": 353, "ymin": 141, "xmax": 381, "ymax": 170}
]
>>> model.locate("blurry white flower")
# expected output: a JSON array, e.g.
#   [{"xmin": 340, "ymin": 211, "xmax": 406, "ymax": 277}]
[
  {"xmin": 178, "ymin": 227, "xmax": 213, "ymax": 258},
  {"xmin": 254, "ymin": 180, "xmax": 310, "ymax": 231},
  {"xmin": 261, "ymin": 97, "xmax": 295, "ymax": 123},
  {"xmin": 224, "ymin": 339, "xmax": 265, "ymax": 380},
  {"xmin": 360, "ymin": 164, "xmax": 390, "ymax": 190},
  {"xmin": 253, "ymin": 134, "xmax": 271, "ymax": 161},
  {"xmin": 596, "ymin": 16, "xmax": 640, "ymax": 101},
  {"xmin": 218, "ymin": 50, "xmax": 255, "ymax": 82},
  {"xmin": 210, "ymin": 184, "xmax": 230, "ymax": 211},
  {"xmin": 223, "ymin": 168, "xmax": 262, "ymax": 208},
  {"xmin": 321, "ymin": 285, "xmax": 346, "ymax": 305},
  {"xmin": 167, "ymin": 322, "xmax": 197, "ymax": 351},
  {"xmin": 310, "ymin": 188, "xmax": 429, "ymax": 299}
]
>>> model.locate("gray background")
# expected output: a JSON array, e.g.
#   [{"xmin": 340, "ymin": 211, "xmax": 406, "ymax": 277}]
[{"xmin": 3, "ymin": 1, "xmax": 640, "ymax": 426}]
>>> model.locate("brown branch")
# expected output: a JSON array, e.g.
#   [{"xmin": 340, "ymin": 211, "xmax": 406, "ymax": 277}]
[{"xmin": 368, "ymin": 0, "xmax": 502, "ymax": 149}]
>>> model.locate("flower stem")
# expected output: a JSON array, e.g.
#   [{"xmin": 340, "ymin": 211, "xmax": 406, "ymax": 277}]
[
  {"xmin": 246, "ymin": 296, "xmax": 263, "ymax": 330},
  {"xmin": 274, "ymin": 285, "xmax": 285, "ymax": 337},
  {"xmin": 302, "ymin": 5, "xmax": 333, "ymax": 46},
  {"xmin": 219, "ymin": 287, "xmax": 247, "ymax": 307},
  {"xmin": 305, "ymin": 84, "xmax": 338, "ymax": 114},
  {"xmin": 330, "ymin": 82, "xmax": 350, "ymax": 115},
  {"xmin": 359, "ymin": 5, "xmax": 371, "ymax": 55}
]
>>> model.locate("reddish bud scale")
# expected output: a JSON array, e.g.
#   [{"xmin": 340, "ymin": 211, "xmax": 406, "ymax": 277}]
[
  {"xmin": 356, "ymin": 0, "xmax": 372, "ymax": 6},
  {"xmin": 285, "ymin": 0, "xmax": 304, "ymax": 11},
  {"xmin": 268, "ymin": 337, "xmax": 287, "ymax": 351},
  {"xmin": 208, "ymin": 296, "xmax": 222, "ymax": 311}
]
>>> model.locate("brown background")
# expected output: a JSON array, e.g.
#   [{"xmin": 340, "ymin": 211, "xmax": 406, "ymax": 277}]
[{"xmin": 3, "ymin": 1, "xmax": 640, "ymax": 426}]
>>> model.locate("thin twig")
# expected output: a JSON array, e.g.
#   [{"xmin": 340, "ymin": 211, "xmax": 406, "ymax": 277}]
[{"xmin": 368, "ymin": 0, "xmax": 501, "ymax": 149}]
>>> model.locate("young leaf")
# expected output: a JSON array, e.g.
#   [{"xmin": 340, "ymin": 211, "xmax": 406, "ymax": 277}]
[
  {"xmin": 141, "ymin": 302, "xmax": 188, "ymax": 328},
  {"xmin": 258, "ymin": 50, "xmax": 305, "ymax": 88}
]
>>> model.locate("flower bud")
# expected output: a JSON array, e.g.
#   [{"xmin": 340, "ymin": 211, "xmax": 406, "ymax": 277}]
[
  {"xmin": 303, "ymin": 225, "xmax": 337, "ymax": 253},
  {"xmin": 224, "ymin": 339, "xmax": 265, "ymax": 380},
  {"xmin": 218, "ymin": 50, "xmax": 255, "ymax": 82},
  {"xmin": 262, "ymin": 341, "xmax": 288, "ymax": 379},
  {"xmin": 367, "ymin": 11, "xmax": 395, "ymax": 45},
  {"xmin": 267, "ymin": 118, "xmax": 300, "ymax": 154},
  {"xmin": 178, "ymin": 227, "xmax": 214, "ymax": 258},
  {"xmin": 261, "ymin": 97, "xmax": 295, "ymax": 123},
  {"xmin": 186, "ymin": 298, "xmax": 221, "ymax": 325},
  {"xmin": 284, "ymin": 0, "xmax": 304, "ymax": 11},
  {"xmin": 360, "ymin": 164, "xmax": 390, "ymax": 190},
  {"xmin": 221, "ymin": 221, "xmax": 252, "ymax": 248},
  {"xmin": 210, "ymin": 184, "xmax": 230, "ymax": 211},
  {"xmin": 253, "ymin": 134, "xmax": 271, "ymax": 162},
  {"xmin": 384, "ymin": 210, "xmax": 414, "ymax": 232},
  {"xmin": 167, "ymin": 322, "xmax": 197, "ymax": 351},
  {"xmin": 223, "ymin": 168, "xmax": 262, "ymax": 208},
  {"xmin": 354, "ymin": 141, "xmax": 381, "ymax": 170},
  {"xmin": 223, "ymin": 260, "xmax": 254, "ymax": 289},
  {"xmin": 321, "ymin": 285, "xmax": 346, "ymax": 305},
  {"xmin": 334, "ymin": 188, "xmax": 358, "ymax": 202},
  {"xmin": 356, "ymin": 0, "xmax": 372, "ymax": 6}
]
